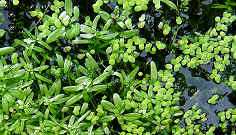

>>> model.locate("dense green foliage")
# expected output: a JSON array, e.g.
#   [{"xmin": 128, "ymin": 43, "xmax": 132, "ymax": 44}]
[{"xmin": 0, "ymin": 0, "xmax": 236, "ymax": 134}]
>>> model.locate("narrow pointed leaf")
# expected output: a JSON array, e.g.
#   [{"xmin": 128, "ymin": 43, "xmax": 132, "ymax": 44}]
[
  {"xmin": 92, "ymin": 15, "xmax": 101, "ymax": 29},
  {"xmin": 63, "ymin": 86, "xmax": 83, "ymax": 92},
  {"xmin": 0, "ymin": 47, "xmax": 15, "ymax": 55},
  {"xmin": 65, "ymin": 0, "xmax": 73, "ymax": 15},
  {"xmin": 46, "ymin": 27, "xmax": 65, "ymax": 44},
  {"xmin": 49, "ymin": 94, "xmax": 65, "ymax": 102},
  {"xmin": 120, "ymin": 29, "xmax": 139, "ymax": 38},
  {"xmin": 65, "ymin": 94, "xmax": 83, "ymax": 106},
  {"xmin": 127, "ymin": 66, "xmax": 139, "ymax": 83},
  {"xmin": 80, "ymin": 24, "xmax": 96, "ymax": 33},
  {"xmin": 50, "ymin": 79, "xmax": 61, "ymax": 95},
  {"xmin": 160, "ymin": 0, "xmax": 178, "ymax": 10},
  {"xmin": 151, "ymin": 61, "xmax": 158, "ymax": 82},
  {"xmin": 35, "ymin": 73, "xmax": 52, "ymax": 83},
  {"xmin": 86, "ymin": 53, "xmax": 99, "ymax": 71},
  {"xmin": 123, "ymin": 113, "xmax": 141, "ymax": 121},
  {"xmin": 56, "ymin": 53, "xmax": 64, "ymax": 68},
  {"xmin": 101, "ymin": 115, "xmax": 115, "ymax": 122},
  {"xmin": 75, "ymin": 76, "xmax": 91, "ymax": 85},
  {"xmin": 72, "ymin": 39, "xmax": 90, "ymax": 44},
  {"xmin": 80, "ymin": 103, "xmax": 89, "ymax": 115},
  {"xmin": 64, "ymin": 56, "xmax": 71, "ymax": 73},
  {"xmin": 99, "ymin": 32, "xmax": 119, "ymax": 40},
  {"xmin": 99, "ymin": 11, "xmax": 110, "ymax": 22},
  {"xmin": 93, "ymin": 72, "xmax": 111, "ymax": 85},
  {"xmin": 80, "ymin": 33, "xmax": 94, "ymax": 39},
  {"xmin": 38, "ymin": 40, "xmax": 53, "ymax": 51},
  {"xmin": 87, "ymin": 84, "xmax": 107, "ymax": 92}
]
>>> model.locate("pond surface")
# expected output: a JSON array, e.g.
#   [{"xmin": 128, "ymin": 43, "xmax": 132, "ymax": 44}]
[{"xmin": 0, "ymin": 0, "xmax": 235, "ymax": 132}]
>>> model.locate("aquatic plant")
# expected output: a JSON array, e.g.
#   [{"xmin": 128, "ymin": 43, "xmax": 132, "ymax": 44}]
[{"xmin": 0, "ymin": 0, "xmax": 235, "ymax": 134}]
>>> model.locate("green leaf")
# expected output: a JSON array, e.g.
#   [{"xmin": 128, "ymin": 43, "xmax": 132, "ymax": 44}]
[
  {"xmin": 56, "ymin": 53, "xmax": 64, "ymax": 68},
  {"xmin": 176, "ymin": 17, "xmax": 182, "ymax": 25},
  {"xmin": 72, "ymin": 6, "xmax": 80, "ymax": 22},
  {"xmin": 160, "ymin": 0, "xmax": 178, "ymax": 10},
  {"xmin": 127, "ymin": 66, "xmax": 139, "ymax": 83},
  {"xmin": 38, "ymin": 41, "xmax": 53, "ymax": 51},
  {"xmin": 13, "ymin": 39, "xmax": 27, "ymax": 47},
  {"xmin": 99, "ymin": 11, "xmax": 110, "ymax": 22},
  {"xmin": 113, "ymin": 94, "xmax": 125, "ymax": 113},
  {"xmin": 72, "ymin": 23, "xmax": 80, "ymax": 37},
  {"xmin": 39, "ymin": 84, "xmax": 49, "ymax": 97},
  {"xmin": 35, "ymin": 73, "xmax": 52, "ymax": 83},
  {"xmin": 80, "ymin": 102, "xmax": 89, "ymax": 115},
  {"xmin": 2, "ymin": 96, "xmax": 9, "ymax": 114},
  {"xmin": 64, "ymin": 55, "xmax": 71, "ymax": 74},
  {"xmin": 52, "ymin": 97, "xmax": 70, "ymax": 105},
  {"xmin": 93, "ymin": 72, "xmax": 111, "ymax": 85},
  {"xmin": 0, "ymin": 29, "xmax": 6, "ymax": 38},
  {"xmin": 103, "ymin": 19, "xmax": 112, "ymax": 31},
  {"xmin": 0, "ymin": 1, "xmax": 7, "ymax": 7},
  {"xmin": 77, "ymin": 65, "xmax": 88, "ymax": 76},
  {"xmin": 63, "ymin": 86, "xmax": 83, "ymax": 92},
  {"xmin": 86, "ymin": 53, "xmax": 99, "ymax": 72},
  {"xmin": 49, "ymin": 78, "xmax": 61, "ymax": 96},
  {"xmin": 13, "ymin": 69, "xmax": 25, "ymax": 78},
  {"xmin": 80, "ymin": 24, "xmax": 96, "ymax": 33},
  {"xmin": 100, "ymin": 115, "xmax": 115, "ymax": 122},
  {"xmin": 151, "ymin": 61, "xmax": 158, "ymax": 82},
  {"xmin": 92, "ymin": 15, "xmax": 101, "ymax": 29},
  {"xmin": 46, "ymin": 27, "xmax": 65, "ymax": 44},
  {"xmin": 73, "ymin": 106, "xmax": 81, "ymax": 116},
  {"xmin": 120, "ymin": 29, "xmax": 139, "ymax": 38},
  {"xmin": 65, "ymin": 0, "xmax": 73, "ymax": 15},
  {"xmin": 75, "ymin": 110, "xmax": 90, "ymax": 124},
  {"xmin": 99, "ymin": 32, "xmax": 119, "ymax": 40},
  {"xmin": 153, "ymin": 0, "xmax": 161, "ymax": 9},
  {"xmin": 13, "ymin": 0, "xmax": 19, "ymax": 6},
  {"xmin": 87, "ymin": 85, "xmax": 107, "ymax": 93},
  {"xmin": 75, "ymin": 76, "xmax": 91, "ymax": 85},
  {"xmin": 72, "ymin": 39, "xmax": 90, "ymax": 44},
  {"xmin": 34, "ymin": 65, "xmax": 49, "ymax": 72},
  {"xmin": 49, "ymin": 94, "xmax": 65, "ymax": 102},
  {"xmin": 0, "ymin": 47, "xmax": 15, "ymax": 55},
  {"xmin": 65, "ymin": 94, "xmax": 83, "ymax": 106},
  {"xmin": 23, "ymin": 28, "xmax": 33, "ymax": 38},
  {"xmin": 123, "ymin": 113, "xmax": 141, "ymax": 121},
  {"xmin": 88, "ymin": 125, "xmax": 94, "ymax": 135},
  {"xmin": 113, "ymin": 72, "xmax": 124, "ymax": 89},
  {"xmin": 80, "ymin": 33, "xmax": 94, "ymax": 39},
  {"xmin": 101, "ymin": 100, "xmax": 116, "ymax": 113}
]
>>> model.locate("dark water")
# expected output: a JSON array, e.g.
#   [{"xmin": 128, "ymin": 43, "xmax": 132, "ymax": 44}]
[{"xmin": 0, "ymin": 0, "xmax": 235, "ymax": 132}]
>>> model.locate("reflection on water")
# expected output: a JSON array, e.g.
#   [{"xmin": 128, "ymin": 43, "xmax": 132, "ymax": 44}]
[
  {"xmin": 180, "ymin": 67, "xmax": 234, "ymax": 126},
  {"xmin": 0, "ymin": 9, "xmax": 10, "ymax": 30}
]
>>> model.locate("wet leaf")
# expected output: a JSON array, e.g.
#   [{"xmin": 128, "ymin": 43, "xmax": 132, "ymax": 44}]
[
  {"xmin": 46, "ymin": 27, "xmax": 65, "ymax": 44},
  {"xmin": 93, "ymin": 72, "xmax": 111, "ymax": 85},
  {"xmin": 160, "ymin": 0, "xmax": 178, "ymax": 11},
  {"xmin": 101, "ymin": 100, "xmax": 116, "ymax": 113},
  {"xmin": 0, "ymin": 47, "xmax": 15, "ymax": 56},
  {"xmin": 65, "ymin": 0, "xmax": 73, "ymax": 15},
  {"xmin": 123, "ymin": 113, "xmax": 141, "ymax": 121},
  {"xmin": 151, "ymin": 61, "xmax": 158, "ymax": 82},
  {"xmin": 65, "ymin": 94, "xmax": 83, "ymax": 106}
]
